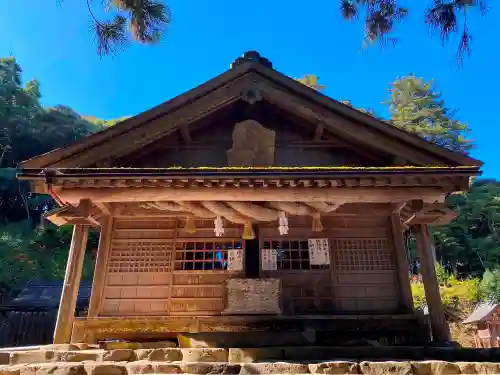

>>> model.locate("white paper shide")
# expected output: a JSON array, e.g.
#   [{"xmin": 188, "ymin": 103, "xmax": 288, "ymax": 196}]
[
  {"xmin": 308, "ymin": 238, "xmax": 330, "ymax": 265},
  {"xmin": 228, "ymin": 249, "xmax": 244, "ymax": 271},
  {"xmin": 261, "ymin": 249, "xmax": 278, "ymax": 270}
]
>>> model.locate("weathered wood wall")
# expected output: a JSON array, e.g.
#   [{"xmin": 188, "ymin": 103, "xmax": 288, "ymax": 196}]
[
  {"xmin": 259, "ymin": 215, "xmax": 400, "ymax": 315},
  {"xmin": 475, "ymin": 309, "xmax": 500, "ymax": 348},
  {"xmin": 100, "ymin": 218, "xmax": 243, "ymax": 316},
  {"xmin": 98, "ymin": 209, "xmax": 400, "ymax": 317},
  {"xmin": 116, "ymin": 119, "xmax": 382, "ymax": 168}
]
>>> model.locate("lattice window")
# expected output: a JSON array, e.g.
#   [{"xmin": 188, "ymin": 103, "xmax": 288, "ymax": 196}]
[
  {"xmin": 332, "ymin": 238, "xmax": 395, "ymax": 271},
  {"xmin": 262, "ymin": 239, "xmax": 329, "ymax": 270},
  {"xmin": 108, "ymin": 241, "xmax": 174, "ymax": 273},
  {"xmin": 175, "ymin": 240, "xmax": 243, "ymax": 271}
]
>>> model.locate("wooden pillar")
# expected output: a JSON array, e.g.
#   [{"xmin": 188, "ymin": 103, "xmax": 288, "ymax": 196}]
[
  {"xmin": 414, "ymin": 224, "xmax": 451, "ymax": 342},
  {"xmin": 474, "ymin": 332, "xmax": 481, "ymax": 348},
  {"xmin": 53, "ymin": 224, "xmax": 89, "ymax": 344},
  {"xmin": 390, "ymin": 214, "xmax": 413, "ymax": 312},
  {"xmin": 87, "ymin": 216, "xmax": 113, "ymax": 317},
  {"xmin": 490, "ymin": 323, "xmax": 499, "ymax": 348}
]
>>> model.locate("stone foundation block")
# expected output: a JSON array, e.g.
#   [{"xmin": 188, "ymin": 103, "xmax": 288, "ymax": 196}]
[
  {"xmin": 100, "ymin": 341, "xmax": 176, "ymax": 351},
  {"xmin": 0, "ymin": 366, "xmax": 20, "ymax": 375},
  {"xmin": 228, "ymin": 348, "xmax": 284, "ymax": 363},
  {"xmin": 179, "ymin": 362, "xmax": 239, "ymax": 374},
  {"xmin": 151, "ymin": 362, "xmax": 184, "ymax": 374},
  {"xmin": 240, "ymin": 362, "xmax": 309, "ymax": 374},
  {"xmin": 30, "ymin": 363, "xmax": 85, "ymax": 375},
  {"xmin": 83, "ymin": 363, "xmax": 126, "ymax": 375},
  {"xmin": 74, "ymin": 343, "xmax": 99, "ymax": 350},
  {"xmin": 13, "ymin": 364, "xmax": 39, "ymax": 375},
  {"xmin": 103, "ymin": 349, "xmax": 134, "ymax": 362},
  {"xmin": 411, "ymin": 361, "xmax": 460, "ymax": 375},
  {"xmin": 134, "ymin": 349, "xmax": 182, "ymax": 362},
  {"xmin": 457, "ymin": 361, "xmax": 500, "ymax": 374},
  {"xmin": 309, "ymin": 361, "xmax": 360, "ymax": 374},
  {"xmin": 43, "ymin": 345, "xmax": 81, "ymax": 352},
  {"xmin": 53, "ymin": 351, "xmax": 104, "ymax": 363},
  {"xmin": 138, "ymin": 342, "xmax": 177, "ymax": 350},
  {"xmin": 474, "ymin": 362, "xmax": 500, "ymax": 374},
  {"xmin": 9, "ymin": 351, "xmax": 55, "ymax": 365},
  {"xmin": 126, "ymin": 361, "xmax": 181, "ymax": 374},
  {"xmin": 360, "ymin": 361, "xmax": 412, "ymax": 375},
  {"xmin": 181, "ymin": 348, "xmax": 228, "ymax": 362}
]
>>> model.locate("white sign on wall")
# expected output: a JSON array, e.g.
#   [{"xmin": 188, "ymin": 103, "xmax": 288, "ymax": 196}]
[
  {"xmin": 308, "ymin": 238, "xmax": 331, "ymax": 265},
  {"xmin": 228, "ymin": 249, "xmax": 244, "ymax": 271},
  {"xmin": 261, "ymin": 249, "xmax": 278, "ymax": 270}
]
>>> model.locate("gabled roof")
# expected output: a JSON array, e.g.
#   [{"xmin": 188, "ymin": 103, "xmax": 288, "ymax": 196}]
[
  {"xmin": 1, "ymin": 280, "xmax": 91, "ymax": 310},
  {"xmin": 20, "ymin": 51, "xmax": 482, "ymax": 169},
  {"xmin": 462, "ymin": 302, "xmax": 498, "ymax": 324}
]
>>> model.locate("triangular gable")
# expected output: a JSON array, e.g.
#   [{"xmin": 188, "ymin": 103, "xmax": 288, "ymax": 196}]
[{"xmin": 21, "ymin": 51, "xmax": 482, "ymax": 169}]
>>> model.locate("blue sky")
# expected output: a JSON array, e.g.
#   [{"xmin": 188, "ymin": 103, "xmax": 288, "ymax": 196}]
[{"xmin": 0, "ymin": 0, "xmax": 498, "ymax": 177}]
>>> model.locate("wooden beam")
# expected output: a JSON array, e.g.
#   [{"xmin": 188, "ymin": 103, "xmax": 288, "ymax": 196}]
[
  {"xmin": 414, "ymin": 224, "xmax": 451, "ymax": 342},
  {"xmin": 390, "ymin": 214, "xmax": 414, "ymax": 312},
  {"xmin": 95, "ymin": 202, "xmax": 112, "ymax": 216},
  {"xmin": 53, "ymin": 224, "xmax": 89, "ymax": 344},
  {"xmin": 55, "ymin": 187, "xmax": 447, "ymax": 204},
  {"xmin": 87, "ymin": 216, "xmax": 113, "ymax": 317},
  {"xmin": 261, "ymin": 85, "xmax": 442, "ymax": 166}
]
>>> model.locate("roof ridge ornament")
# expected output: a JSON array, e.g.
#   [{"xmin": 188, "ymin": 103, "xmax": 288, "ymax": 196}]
[{"xmin": 231, "ymin": 51, "xmax": 273, "ymax": 69}]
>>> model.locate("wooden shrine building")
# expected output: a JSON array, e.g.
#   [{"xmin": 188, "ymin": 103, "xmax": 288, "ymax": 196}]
[
  {"xmin": 18, "ymin": 51, "xmax": 482, "ymax": 345},
  {"xmin": 463, "ymin": 302, "xmax": 500, "ymax": 348}
]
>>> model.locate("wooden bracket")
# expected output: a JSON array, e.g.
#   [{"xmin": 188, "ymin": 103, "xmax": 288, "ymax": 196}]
[
  {"xmin": 314, "ymin": 124, "xmax": 324, "ymax": 141},
  {"xmin": 180, "ymin": 125, "xmax": 192, "ymax": 142},
  {"xmin": 44, "ymin": 199, "xmax": 101, "ymax": 227},
  {"xmin": 240, "ymin": 88, "xmax": 263, "ymax": 104},
  {"xmin": 403, "ymin": 203, "xmax": 456, "ymax": 228}
]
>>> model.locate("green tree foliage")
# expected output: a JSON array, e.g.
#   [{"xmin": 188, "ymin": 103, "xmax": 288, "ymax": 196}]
[
  {"xmin": 0, "ymin": 222, "xmax": 98, "ymax": 302},
  {"xmin": 386, "ymin": 75, "xmax": 472, "ymax": 153},
  {"xmin": 0, "ymin": 57, "xmax": 118, "ymax": 301},
  {"xmin": 432, "ymin": 180, "xmax": 500, "ymax": 276},
  {"xmin": 411, "ymin": 274, "xmax": 481, "ymax": 309},
  {"xmin": 0, "ymin": 58, "xmax": 43, "ymax": 167},
  {"xmin": 339, "ymin": 0, "xmax": 489, "ymax": 63},
  {"xmin": 480, "ymin": 268, "xmax": 500, "ymax": 303},
  {"xmin": 59, "ymin": 0, "xmax": 171, "ymax": 55}
]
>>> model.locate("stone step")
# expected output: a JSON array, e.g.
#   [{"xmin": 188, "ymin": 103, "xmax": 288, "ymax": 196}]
[
  {"xmin": 2, "ymin": 360, "xmax": 500, "ymax": 375},
  {"xmin": 2, "ymin": 346, "xmax": 500, "ymax": 366}
]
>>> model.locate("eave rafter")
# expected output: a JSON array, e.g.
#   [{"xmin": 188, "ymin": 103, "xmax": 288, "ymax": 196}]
[
  {"xmin": 44, "ymin": 199, "xmax": 102, "ymax": 227},
  {"xmin": 24, "ymin": 169, "xmax": 472, "ymax": 193}
]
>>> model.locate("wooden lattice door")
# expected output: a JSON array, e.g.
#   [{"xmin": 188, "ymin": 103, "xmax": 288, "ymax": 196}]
[
  {"xmin": 259, "ymin": 225, "xmax": 335, "ymax": 316},
  {"xmin": 100, "ymin": 218, "xmax": 244, "ymax": 317}
]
